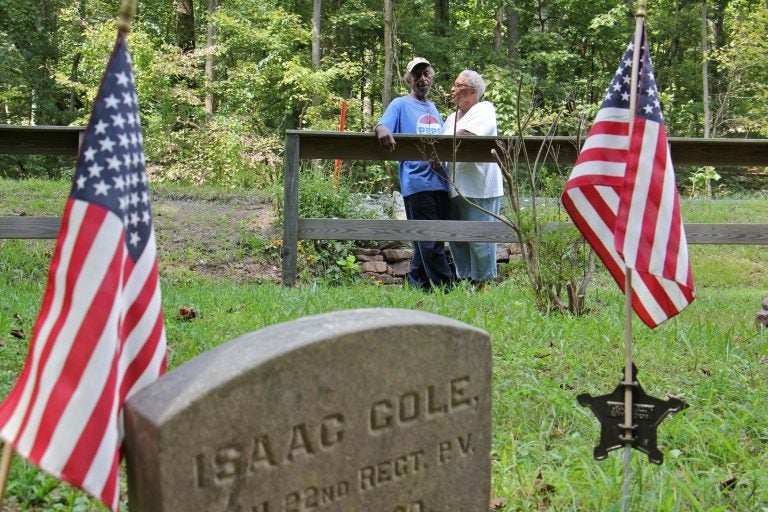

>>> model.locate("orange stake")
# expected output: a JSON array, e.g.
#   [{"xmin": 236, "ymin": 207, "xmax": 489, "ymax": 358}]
[{"xmin": 333, "ymin": 100, "xmax": 347, "ymax": 186}]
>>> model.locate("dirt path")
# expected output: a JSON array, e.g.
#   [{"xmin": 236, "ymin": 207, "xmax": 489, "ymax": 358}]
[{"xmin": 151, "ymin": 194, "xmax": 282, "ymax": 283}]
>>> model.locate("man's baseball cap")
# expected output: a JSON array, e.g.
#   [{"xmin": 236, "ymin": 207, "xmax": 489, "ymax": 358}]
[{"xmin": 407, "ymin": 57, "xmax": 431, "ymax": 73}]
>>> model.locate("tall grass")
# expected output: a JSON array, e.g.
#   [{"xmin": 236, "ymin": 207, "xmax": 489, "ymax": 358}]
[{"xmin": 0, "ymin": 179, "xmax": 766, "ymax": 510}]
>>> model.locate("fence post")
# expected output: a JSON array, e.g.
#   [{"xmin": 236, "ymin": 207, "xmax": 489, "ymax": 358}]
[{"xmin": 282, "ymin": 132, "xmax": 300, "ymax": 286}]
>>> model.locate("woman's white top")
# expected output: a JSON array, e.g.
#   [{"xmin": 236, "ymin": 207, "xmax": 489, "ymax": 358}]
[{"xmin": 442, "ymin": 101, "xmax": 503, "ymax": 199}]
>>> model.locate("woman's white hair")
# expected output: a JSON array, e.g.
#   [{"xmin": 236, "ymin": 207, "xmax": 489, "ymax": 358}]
[{"xmin": 460, "ymin": 70, "xmax": 486, "ymax": 100}]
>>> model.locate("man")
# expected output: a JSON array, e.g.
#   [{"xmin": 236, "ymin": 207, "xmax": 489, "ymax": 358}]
[{"xmin": 373, "ymin": 57, "xmax": 455, "ymax": 290}]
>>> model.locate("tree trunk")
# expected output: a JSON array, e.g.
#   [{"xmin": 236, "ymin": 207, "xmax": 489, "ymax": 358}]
[
  {"xmin": 702, "ymin": 0, "xmax": 713, "ymax": 199},
  {"xmin": 709, "ymin": 0, "xmax": 729, "ymax": 93},
  {"xmin": 365, "ymin": 47, "xmax": 374, "ymax": 120},
  {"xmin": 69, "ymin": 53, "xmax": 81, "ymax": 112},
  {"xmin": 382, "ymin": 0, "xmax": 394, "ymax": 109},
  {"xmin": 494, "ymin": 4, "xmax": 503, "ymax": 54},
  {"xmin": 701, "ymin": 1, "xmax": 711, "ymax": 139},
  {"xmin": 311, "ymin": 0, "xmax": 321, "ymax": 105},
  {"xmin": 30, "ymin": 89, "xmax": 36, "ymax": 125},
  {"xmin": 666, "ymin": 0, "xmax": 682, "ymax": 68},
  {"xmin": 434, "ymin": 0, "xmax": 449, "ymax": 36},
  {"xmin": 205, "ymin": 0, "xmax": 218, "ymax": 115},
  {"xmin": 34, "ymin": 0, "xmax": 59, "ymax": 124},
  {"xmin": 507, "ymin": 0, "xmax": 518, "ymax": 67},
  {"xmin": 535, "ymin": 0, "xmax": 545, "ymax": 30},
  {"xmin": 69, "ymin": 0, "xmax": 86, "ymax": 114},
  {"xmin": 174, "ymin": 0, "xmax": 195, "ymax": 52},
  {"xmin": 312, "ymin": 0, "xmax": 321, "ymax": 69}
]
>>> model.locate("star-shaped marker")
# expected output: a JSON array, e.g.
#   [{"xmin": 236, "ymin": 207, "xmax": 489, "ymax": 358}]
[{"xmin": 577, "ymin": 364, "xmax": 688, "ymax": 464}]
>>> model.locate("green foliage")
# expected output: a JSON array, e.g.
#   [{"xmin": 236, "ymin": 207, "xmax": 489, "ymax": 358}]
[
  {"xmin": 0, "ymin": 0, "xmax": 68, "ymax": 125},
  {"xmin": 293, "ymin": 169, "xmax": 378, "ymax": 284},
  {"xmin": 298, "ymin": 168, "xmax": 351, "ymax": 219},
  {"xmin": 2, "ymin": 0, "xmax": 766, "ymax": 192},
  {"xmin": 710, "ymin": 2, "xmax": 768, "ymax": 137},
  {"xmin": 144, "ymin": 119, "xmax": 281, "ymax": 188},
  {"xmin": 491, "ymin": 99, "xmax": 595, "ymax": 317},
  {"xmin": 483, "ymin": 66, "xmax": 588, "ymax": 138},
  {"xmin": 345, "ymin": 161, "xmax": 396, "ymax": 195},
  {"xmin": 295, "ymin": 239, "xmax": 359, "ymax": 285},
  {"xmin": 483, "ymin": 66, "xmax": 537, "ymax": 136},
  {"xmin": 688, "ymin": 166, "xmax": 721, "ymax": 198},
  {"xmin": 0, "ymin": 155, "xmax": 75, "ymax": 180}
]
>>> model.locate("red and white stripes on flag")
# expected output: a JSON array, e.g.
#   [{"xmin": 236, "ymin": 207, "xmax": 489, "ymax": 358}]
[
  {"xmin": 561, "ymin": 29, "xmax": 694, "ymax": 328},
  {"xmin": 0, "ymin": 31, "xmax": 166, "ymax": 511}
]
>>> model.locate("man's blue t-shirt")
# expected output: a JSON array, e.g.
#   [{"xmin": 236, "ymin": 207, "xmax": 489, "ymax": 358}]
[{"xmin": 377, "ymin": 96, "xmax": 449, "ymax": 197}]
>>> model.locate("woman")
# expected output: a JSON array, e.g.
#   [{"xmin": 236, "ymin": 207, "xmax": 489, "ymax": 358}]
[{"xmin": 442, "ymin": 70, "xmax": 504, "ymax": 286}]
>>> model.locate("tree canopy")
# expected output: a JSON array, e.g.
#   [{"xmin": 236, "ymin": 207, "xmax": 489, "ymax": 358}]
[{"xmin": 1, "ymin": 0, "xmax": 766, "ymax": 184}]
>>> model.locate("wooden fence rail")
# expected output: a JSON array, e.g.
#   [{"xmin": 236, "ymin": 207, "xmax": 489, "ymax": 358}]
[
  {"xmin": 2, "ymin": 126, "xmax": 767, "ymax": 286},
  {"xmin": 281, "ymin": 130, "xmax": 768, "ymax": 285}
]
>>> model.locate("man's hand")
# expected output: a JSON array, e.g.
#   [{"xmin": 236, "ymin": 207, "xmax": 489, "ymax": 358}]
[{"xmin": 374, "ymin": 125, "xmax": 396, "ymax": 152}]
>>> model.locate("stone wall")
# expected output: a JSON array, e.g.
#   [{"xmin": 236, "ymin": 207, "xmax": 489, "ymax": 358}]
[{"xmin": 355, "ymin": 243, "xmax": 522, "ymax": 284}]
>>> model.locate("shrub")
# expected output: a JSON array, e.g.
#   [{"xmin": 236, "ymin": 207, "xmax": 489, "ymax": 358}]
[
  {"xmin": 292, "ymin": 168, "xmax": 377, "ymax": 284},
  {"xmin": 144, "ymin": 120, "xmax": 281, "ymax": 189}
]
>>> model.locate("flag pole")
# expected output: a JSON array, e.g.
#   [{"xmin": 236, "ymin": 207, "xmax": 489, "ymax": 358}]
[
  {"xmin": 0, "ymin": 441, "xmax": 14, "ymax": 507},
  {"xmin": 117, "ymin": 0, "xmax": 137, "ymax": 33},
  {"xmin": 621, "ymin": 1, "xmax": 646, "ymax": 510}
]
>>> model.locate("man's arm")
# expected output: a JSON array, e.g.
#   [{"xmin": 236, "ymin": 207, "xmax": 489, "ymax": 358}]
[{"xmin": 373, "ymin": 124, "xmax": 396, "ymax": 152}]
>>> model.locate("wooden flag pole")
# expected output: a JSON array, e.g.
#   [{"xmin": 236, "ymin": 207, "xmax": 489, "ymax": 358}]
[
  {"xmin": 621, "ymin": 2, "xmax": 647, "ymax": 510},
  {"xmin": 117, "ymin": 0, "xmax": 137, "ymax": 33},
  {"xmin": 0, "ymin": 441, "xmax": 15, "ymax": 507}
]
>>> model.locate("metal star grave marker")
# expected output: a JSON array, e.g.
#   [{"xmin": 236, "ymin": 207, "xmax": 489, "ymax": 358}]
[{"xmin": 577, "ymin": 364, "xmax": 688, "ymax": 464}]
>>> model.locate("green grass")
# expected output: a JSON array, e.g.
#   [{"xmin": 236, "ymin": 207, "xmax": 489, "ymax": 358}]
[
  {"xmin": 0, "ymin": 179, "xmax": 767, "ymax": 511},
  {"xmin": 5, "ymin": 282, "xmax": 764, "ymax": 511}
]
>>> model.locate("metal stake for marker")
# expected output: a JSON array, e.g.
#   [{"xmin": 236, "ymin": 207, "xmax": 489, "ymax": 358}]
[
  {"xmin": 621, "ymin": 273, "xmax": 635, "ymax": 511},
  {"xmin": 621, "ymin": 4, "xmax": 647, "ymax": 510}
]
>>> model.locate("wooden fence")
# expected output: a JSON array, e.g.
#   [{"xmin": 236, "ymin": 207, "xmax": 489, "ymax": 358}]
[
  {"xmin": 282, "ymin": 130, "xmax": 768, "ymax": 285},
  {"xmin": 2, "ymin": 125, "xmax": 767, "ymax": 286}
]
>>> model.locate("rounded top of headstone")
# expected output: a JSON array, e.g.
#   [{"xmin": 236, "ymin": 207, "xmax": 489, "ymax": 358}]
[{"xmin": 127, "ymin": 308, "xmax": 487, "ymax": 423}]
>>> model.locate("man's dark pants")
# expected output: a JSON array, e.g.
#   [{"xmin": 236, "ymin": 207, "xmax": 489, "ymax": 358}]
[{"xmin": 403, "ymin": 190, "xmax": 455, "ymax": 289}]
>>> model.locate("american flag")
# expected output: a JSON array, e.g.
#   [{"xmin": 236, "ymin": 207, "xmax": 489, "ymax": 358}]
[
  {"xmin": 0, "ymin": 31, "xmax": 167, "ymax": 511},
  {"xmin": 561, "ymin": 28, "xmax": 695, "ymax": 328}
]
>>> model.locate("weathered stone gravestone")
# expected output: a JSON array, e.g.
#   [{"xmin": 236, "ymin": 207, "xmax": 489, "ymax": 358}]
[{"xmin": 124, "ymin": 308, "xmax": 492, "ymax": 512}]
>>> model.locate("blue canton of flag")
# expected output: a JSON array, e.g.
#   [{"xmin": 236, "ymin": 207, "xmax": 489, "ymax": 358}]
[
  {"xmin": 74, "ymin": 40, "xmax": 152, "ymax": 261},
  {"xmin": 601, "ymin": 38, "xmax": 663, "ymax": 124}
]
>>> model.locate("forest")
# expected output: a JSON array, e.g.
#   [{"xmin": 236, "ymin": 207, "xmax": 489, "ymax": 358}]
[{"xmin": 1, "ymin": 0, "xmax": 767, "ymax": 190}]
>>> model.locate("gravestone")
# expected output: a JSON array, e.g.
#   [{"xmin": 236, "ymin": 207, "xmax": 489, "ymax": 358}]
[{"xmin": 124, "ymin": 308, "xmax": 492, "ymax": 512}]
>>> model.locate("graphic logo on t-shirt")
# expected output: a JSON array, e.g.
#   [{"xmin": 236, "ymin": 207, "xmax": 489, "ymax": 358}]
[{"xmin": 416, "ymin": 114, "xmax": 441, "ymax": 135}]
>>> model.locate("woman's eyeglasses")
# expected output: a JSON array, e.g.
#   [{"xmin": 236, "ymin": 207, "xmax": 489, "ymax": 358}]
[{"xmin": 452, "ymin": 83, "xmax": 474, "ymax": 90}]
